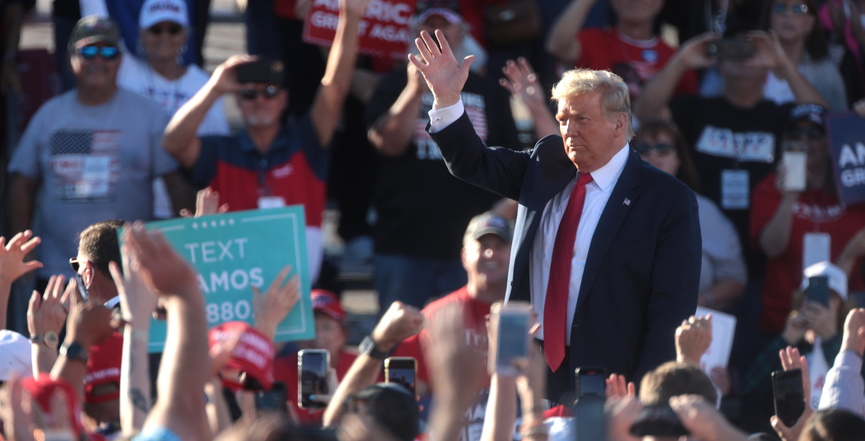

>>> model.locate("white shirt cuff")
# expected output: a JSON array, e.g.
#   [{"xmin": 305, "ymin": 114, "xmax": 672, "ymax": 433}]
[{"xmin": 428, "ymin": 99, "xmax": 465, "ymax": 133}]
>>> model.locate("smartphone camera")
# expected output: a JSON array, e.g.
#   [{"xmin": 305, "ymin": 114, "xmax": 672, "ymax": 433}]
[
  {"xmin": 299, "ymin": 349, "xmax": 330, "ymax": 409},
  {"xmin": 772, "ymin": 369, "xmax": 805, "ymax": 427},
  {"xmin": 707, "ymin": 38, "xmax": 756, "ymax": 60},
  {"xmin": 255, "ymin": 381, "xmax": 288, "ymax": 412},
  {"xmin": 575, "ymin": 366, "xmax": 606, "ymax": 398},
  {"xmin": 806, "ymin": 276, "xmax": 830, "ymax": 307},
  {"xmin": 489, "ymin": 302, "xmax": 532, "ymax": 376},
  {"xmin": 385, "ymin": 357, "xmax": 418, "ymax": 399}
]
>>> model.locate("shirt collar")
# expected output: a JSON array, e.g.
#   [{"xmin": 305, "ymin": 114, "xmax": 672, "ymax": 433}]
[
  {"xmin": 587, "ymin": 143, "xmax": 629, "ymax": 191},
  {"xmin": 238, "ymin": 126, "xmax": 290, "ymax": 153}
]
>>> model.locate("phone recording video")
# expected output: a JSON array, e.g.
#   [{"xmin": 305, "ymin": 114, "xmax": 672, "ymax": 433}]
[
  {"xmin": 489, "ymin": 302, "xmax": 532, "ymax": 376},
  {"xmin": 806, "ymin": 275, "xmax": 830, "ymax": 307},
  {"xmin": 255, "ymin": 381, "xmax": 288, "ymax": 412},
  {"xmin": 299, "ymin": 349, "xmax": 330, "ymax": 409},
  {"xmin": 772, "ymin": 369, "xmax": 805, "ymax": 427},
  {"xmin": 575, "ymin": 366, "xmax": 606, "ymax": 398},
  {"xmin": 707, "ymin": 38, "xmax": 756, "ymax": 60},
  {"xmin": 385, "ymin": 357, "xmax": 418, "ymax": 398}
]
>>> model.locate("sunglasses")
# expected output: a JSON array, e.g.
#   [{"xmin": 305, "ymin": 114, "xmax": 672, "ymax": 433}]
[
  {"xmin": 147, "ymin": 23, "xmax": 183, "ymax": 35},
  {"xmin": 69, "ymin": 257, "xmax": 85, "ymax": 272},
  {"xmin": 68, "ymin": 258, "xmax": 91, "ymax": 301},
  {"xmin": 787, "ymin": 126, "xmax": 824, "ymax": 141},
  {"xmin": 78, "ymin": 45, "xmax": 120, "ymax": 60},
  {"xmin": 239, "ymin": 85, "xmax": 280, "ymax": 100},
  {"xmin": 771, "ymin": 4, "xmax": 809, "ymax": 15},
  {"xmin": 633, "ymin": 142, "xmax": 674, "ymax": 155}
]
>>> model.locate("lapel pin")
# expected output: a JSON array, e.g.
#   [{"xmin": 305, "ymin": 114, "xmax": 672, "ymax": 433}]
[{"xmin": 623, "ymin": 198, "xmax": 631, "ymax": 206}]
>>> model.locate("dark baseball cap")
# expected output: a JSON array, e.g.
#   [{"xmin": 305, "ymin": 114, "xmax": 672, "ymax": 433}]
[
  {"xmin": 786, "ymin": 103, "xmax": 828, "ymax": 132},
  {"xmin": 69, "ymin": 16, "xmax": 121, "ymax": 51},
  {"xmin": 413, "ymin": 0, "xmax": 462, "ymax": 25},
  {"xmin": 463, "ymin": 211, "xmax": 513, "ymax": 245}
]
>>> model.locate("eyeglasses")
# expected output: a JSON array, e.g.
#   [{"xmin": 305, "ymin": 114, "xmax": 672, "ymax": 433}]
[
  {"xmin": 147, "ymin": 23, "xmax": 183, "ymax": 36},
  {"xmin": 771, "ymin": 3, "xmax": 809, "ymax": 15},
  {"xmin": 239, "ymin": 85, "xmax": 280, "ymax": 100},
  {"xmin": 69, "ymin": 257, "xmax": 85, "ymax": 272},
  {"xmin": 787, "ymin": 126, "xmax": 824, "ymax": 141},
  {"xmin": 633, "ymin": 142, "xmax": 674, "ymax": 155},
  {"xmin": 78, "ymin": 45, "xmax": 120, "ymax": 60}
]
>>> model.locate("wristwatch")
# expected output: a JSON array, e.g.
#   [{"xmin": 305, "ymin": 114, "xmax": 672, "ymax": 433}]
[
  {"xmin": 30, "ymin": 331, "xmax": 59, "ymax": 349},
  {"xmin": 59, "ymin": 341, "xmax": 89, "ymax": 364},
  {"xmin": 358, "ymin": 335, "xmax": 391, "ymax": 360}
]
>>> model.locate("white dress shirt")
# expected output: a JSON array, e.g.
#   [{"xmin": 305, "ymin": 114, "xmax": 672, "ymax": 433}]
[{"xmin": 430, "ymin": 98, "xmax": 630, "ymax": 343}]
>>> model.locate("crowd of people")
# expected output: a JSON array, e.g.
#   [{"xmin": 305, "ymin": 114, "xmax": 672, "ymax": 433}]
[{"xmin": 2, "ymin": 0, "xmax": 865, "ymax": 439}]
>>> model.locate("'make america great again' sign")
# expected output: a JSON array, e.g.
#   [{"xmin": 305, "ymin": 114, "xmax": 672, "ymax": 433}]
[{"xmin": 302, "ymin": 0, "xmax": 414, "ymax": 59}]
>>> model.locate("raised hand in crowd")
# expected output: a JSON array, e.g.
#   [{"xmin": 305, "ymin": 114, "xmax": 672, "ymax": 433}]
[
  {"xmin": 499, "ymin": 58, "xmax": 557, "ymax": 139},
  {"xmin": 252, "ymin": 264, "xmax": 300, "ymax": 340},
  {"xmin": 670, "ymin": 394, "xmax": 750, "ymax": 441},
  {"xmin": 27, "ymin": 275, "xmax": 76, "ymax": 375},
  {"xmin": 675, "ymin": 314, "xmax": 713, "ymax": 366},
  {"xmin": 782, "ymin": 304, "xmax": 811, "ymax": 345},
  {"xmin": 799, "ymin": 301, "xmax": 839, "ymax": 341},
  {"xmin": 513, "ymin": 324, "xmax": 547, "ymax": 441},
  {"xmin": 409, "ymin": 29, "xmax": 475, "ymax": 109},
  {"xmin": 841, "ymin": 308, "xmax": 865, "ymax": 357},
  {"xmin": 0, "ymin": 230, "xmax": 42, "ymax": 286},
  {"xmin": 771, "ymin": 346, "xmax": 815, "ymax": 441},
  {"xmin": 837, "ymin": 226, "xmax": 865, "ymax": 278},
  {"xmin": 605, "ymin": 373, "xmax": 635, "ymax": 400},
  {"xmin": 370, "ymin": 301, "xmax": 425, "ymax": 353},
  {"xmin": 180, "ymin": 188, "xmax": 230, "ymax": 218},
  {"xmin": 605, "ymin": 396, "xmax": 642, "ymax": 441},
  {"xmin": 109, "ymin": 244, "xmax": 158, "ymax": 436},
  {"xmin": 746, "ymin": 31, "xmax": 794, "ymax": 72}
]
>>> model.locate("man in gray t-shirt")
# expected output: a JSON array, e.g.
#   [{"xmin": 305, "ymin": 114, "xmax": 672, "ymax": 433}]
[{"xmin": 6, "ymin": 16, "xmax": 182, "ymax": 281}]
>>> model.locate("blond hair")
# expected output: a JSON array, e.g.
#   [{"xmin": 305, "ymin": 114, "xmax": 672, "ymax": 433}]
[{"xmin": 551, "ymin": 69, "xmax": 634, "ymax": 140}]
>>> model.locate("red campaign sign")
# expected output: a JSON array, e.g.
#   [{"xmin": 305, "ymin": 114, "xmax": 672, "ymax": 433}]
[{"xmin": 302, "ymin": 0, "xmax": 415, "ymax": 60}]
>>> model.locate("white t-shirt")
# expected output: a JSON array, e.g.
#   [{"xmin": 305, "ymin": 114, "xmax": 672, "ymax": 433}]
[{"xmin": 118, "ymin": 56, "xmax": 230, "ymax": 218}]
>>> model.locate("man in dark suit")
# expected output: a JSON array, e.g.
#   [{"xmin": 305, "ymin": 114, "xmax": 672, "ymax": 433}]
[{"xmin": 408, "ymin": 29, "xmax": 701, "ymax": 403}]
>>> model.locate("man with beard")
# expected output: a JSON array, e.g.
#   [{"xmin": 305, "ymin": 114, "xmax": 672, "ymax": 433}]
[
  {"xmin": 7, "ymin": 16, "xmax": 183, "ymax": 288},
  {"xmin": 162, "ymin": 0, "xmax": 371, "ymax": 285}
]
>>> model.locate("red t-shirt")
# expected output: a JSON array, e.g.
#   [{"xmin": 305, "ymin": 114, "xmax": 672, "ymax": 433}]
[
  {"xmin": 750, "ymin": 173, "xmax": 865, "ymax": 333},
  {"xmin": 391, "ymin": 286, "xmax": 492, "ymax": 392},
  {"xmin": 272, "ymin": 349, "xmax": 358, "ymax": 425},
  {"xmin": 574, "ymin": 28, "xmax": 698, "ymax": 103}
]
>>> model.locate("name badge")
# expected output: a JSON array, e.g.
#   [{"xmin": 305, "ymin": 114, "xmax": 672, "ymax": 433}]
[
  {"xmin": 721, "ymin": 170, "xmax": 749, "ymax": 210},
  {"xmin": 257, "ymin": 196, "xmax": 286, "ymax": 209},
  {"xmin": 803, "ymin": 232, "xmax": 831, "ymax": 270}
]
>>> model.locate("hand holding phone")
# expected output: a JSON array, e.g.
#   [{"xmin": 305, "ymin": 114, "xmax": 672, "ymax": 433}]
[
  {"xmin": 385, "ymin": 357, "xmax": 418, "ymax": 399},
  {"xmin": 488, "ymin": 302, "xmax": 532, "ymax": 376},
  {"xmin": 255, "ymin": 382, "xmax": 288, "ymax": 412},
  {"xmin": 772, "ymin": 368, "xmax": 805, "ymax": 427},
  {"xmin": 805, "ymin": 276, "xmax": 830, "ymax": 307},
  {"xmin": 299, "ymin": 349, "xmax": 330, "ymax": 409},
  {"xmin": 782, "ymin": 141, "xmax": 807, "ymax": 192}
]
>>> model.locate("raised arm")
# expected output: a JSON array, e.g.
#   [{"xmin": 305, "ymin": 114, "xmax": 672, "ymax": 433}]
[
  {"xmin": 0, "ymin": 231, "xmax": 42, "ymax": 329},
  {"xmin": 633, "ymin": 33, "xmax": 717, "ymax": 121},
  {"xmin": 746, "ymin": 32, "xmax": 828, "ymax": 107},
  {"xmin": 545, "ymin": 0, "xmax": 596, "ymax": 66},
  {"xmin": 310, "ymin": 0, "xmax": 373, "ymax": 147},
  {"xmin": 367, "ymin": 63, "xmax": 426, "ymax": 157},
  {"xmin": 163, "ymin": 55, "xmax": 255, "ymax": 169},
  {"xmin": 124, "ymin": 223, "xmax": 210, "ymax": 441},
  {"xmin": 500, "ymin": 58, "xmax": 558, "ymax": 139},
  {"xmin": 27, "ymin": 276, "xmax": 71, "ymax": 376}
]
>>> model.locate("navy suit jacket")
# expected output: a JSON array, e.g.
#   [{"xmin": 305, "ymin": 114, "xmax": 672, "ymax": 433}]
[{"xmin": 429, "ymin": 112, "xmax": 701, "ymax": 384}]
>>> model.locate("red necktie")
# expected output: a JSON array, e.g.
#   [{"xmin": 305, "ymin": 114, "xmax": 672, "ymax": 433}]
[{"xmin": 543, "ymin": 172, "xmax": 593, "ymax": 372}]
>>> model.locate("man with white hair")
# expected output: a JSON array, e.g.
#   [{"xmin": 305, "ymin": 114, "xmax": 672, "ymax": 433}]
[{"xmin": 411, "ymin": 29, "xmax": 701, "ymax": 403}]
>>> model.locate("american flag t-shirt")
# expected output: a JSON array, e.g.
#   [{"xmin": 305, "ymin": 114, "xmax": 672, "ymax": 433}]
[{"xmin": 50, "ymin": 130, "xmax": 121, "ymax": 201}]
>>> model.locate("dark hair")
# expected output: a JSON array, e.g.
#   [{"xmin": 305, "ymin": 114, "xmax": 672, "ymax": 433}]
[
  {"xmin": 77, "ymin": 220, "xmax": 125, "ymax": 278},
  {"xmin": 639, "ymin": 362, "xmax": 718, "ymax": 406},
  {"xmin": 634, "ymin": 118, "xmax": 701, "ymax": 193},
  {"xmin": 800, "ymin": 409, "xmax": 865, "ymax": 441},
  {"xmin": 760, "ymin": 0, "xmax": 828, "ymax": 61}
]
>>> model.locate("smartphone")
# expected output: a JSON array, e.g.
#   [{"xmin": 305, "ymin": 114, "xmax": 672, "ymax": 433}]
[
  {"xmin": 707, "ymin": 38, "xmax": 756, "ymax": 60},
  {"xmin": 385, "ymin": 357, "xmax": 418, "ymax": 399},
  {"xmin": 806, "ymin": 275, "xmax": 830, "ymax": 307},
  {"xmin": 575, "ymin": 366, "xmax": 606, "ymax": 398},
  {"xmin": 783, "ymin": 141, "xmax": 807, "ymax": 191},
  {"xmin": 488, "ymin": 302, "xmax": 532, "ymax": 376},
  {"xmin": 630, "ymin": 404, "xmax": 690, "ymax": 438},
  {"xmin": 236, "ymin": 60, "xmax": 281, "ymax": 84},
  {"xmin": 574, "ymin": 394, "xmax": 607, "ymax": 441},
  {"xmin": 298, "ymin": 349, "xmax": 330, "ymax": 409},
  {"xmin": 772, "ymin": 369, "xmax": 805, "ymax": 427},
  {"xmin": 255, "ymin": 381, "xmax": 288, "ymax": 412}
]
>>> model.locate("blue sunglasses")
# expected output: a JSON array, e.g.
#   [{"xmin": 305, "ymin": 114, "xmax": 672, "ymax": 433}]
[{"xmin": 78, "ymin": 45, "xmax": 120, "ymax": 60}]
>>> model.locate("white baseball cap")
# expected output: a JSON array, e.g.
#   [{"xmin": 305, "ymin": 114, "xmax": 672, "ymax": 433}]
[
  {"xmin": 0, "ymin": 331, "xmax": 33, "ymax": 381},
  {"xmin": 800, "ymin": 261, "xmax": 848, "ymax": 300},
  {"xmin": 139, "ymin": 0, "xmax": 189, "ymax": 29}
]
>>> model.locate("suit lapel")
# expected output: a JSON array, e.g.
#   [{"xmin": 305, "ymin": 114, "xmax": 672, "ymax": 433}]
[{"xmin": 575, "ymin": 150, "xmax": 642, "ymax": 312}]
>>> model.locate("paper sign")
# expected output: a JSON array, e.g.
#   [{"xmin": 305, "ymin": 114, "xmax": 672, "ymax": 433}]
[
  {"xmin": 695, "ymin": 307, "xmax": 737, "ymax": 373},
  {"xmin": 122, "ymin": 206, "xmax": 315, "ymax": 353},
  {"xmin": 803, "ymin": 232, "xmax": 831, "ymax": 271},
  {"xmin": 826, "ymin": 112, "xmax": 865, "ymax": 205},
  {"xmin": 302, "ymin": 0, "xmax": 414, "ymax": 59}
]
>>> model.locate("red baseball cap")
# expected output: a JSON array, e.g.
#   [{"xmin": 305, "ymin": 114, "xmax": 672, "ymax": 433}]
[
  {"xmin": 85, "ymin": 333, "xmax": 123, "ymax": 404},
  {"xmin": 22, "ymin": 375, "xmax": 84, "ymax": 437},
  {"xmin": 311, "ymin": 289, "xmax": 345, "ymax": 322},
  {"xmin": 209, "ymin": 321, "xmax": 276, "ymax": 391}
]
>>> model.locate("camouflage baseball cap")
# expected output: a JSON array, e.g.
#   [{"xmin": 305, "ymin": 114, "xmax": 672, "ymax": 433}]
[{"xmin": 68, "ymin": 16, "xmax": 121, "ymax": 52}]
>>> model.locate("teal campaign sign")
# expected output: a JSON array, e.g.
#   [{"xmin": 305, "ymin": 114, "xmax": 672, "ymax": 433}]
[{"xmin": 122, "ymin": 206, "xmax": 315, "ymax": 353}]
